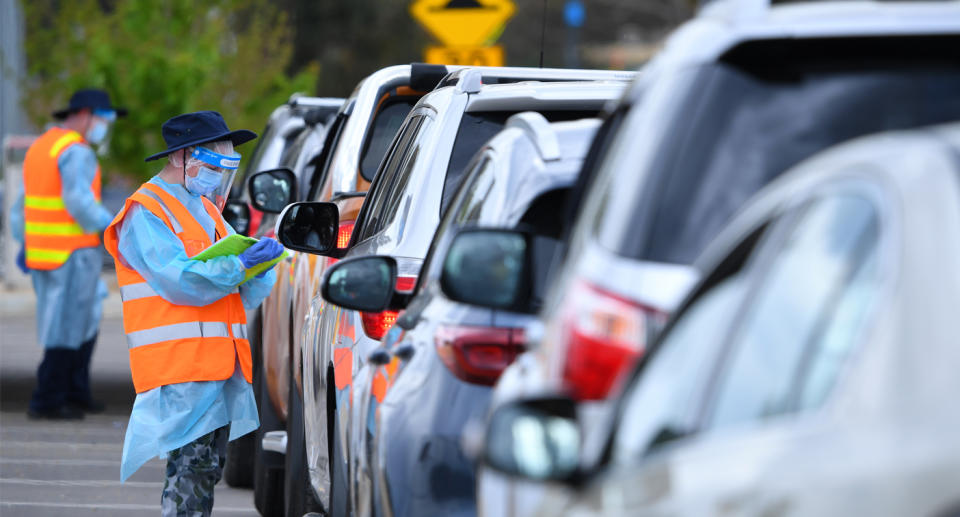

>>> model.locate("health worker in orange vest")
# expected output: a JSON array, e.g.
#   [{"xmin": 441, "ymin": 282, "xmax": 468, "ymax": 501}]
[
  {"xmin": 103, "ymin": 111, "xmax": 282, "ymax": 515},
  {"xmin": 9, "ymin": 88, "xmax": 125, "ymax": 420}
]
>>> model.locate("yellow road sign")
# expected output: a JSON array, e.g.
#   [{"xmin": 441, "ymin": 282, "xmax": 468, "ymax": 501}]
[
  {"xmin": 410, "ymin": 0, "xmax": 516, "ymax": 48},
  {"xmin": 424, "ymin": 45, "xmax": 504, "ymax": 67}
]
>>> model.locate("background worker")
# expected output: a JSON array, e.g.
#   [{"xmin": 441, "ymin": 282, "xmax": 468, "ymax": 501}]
[
  {"xmin": 103, "ymin": 111, "xmax": 282, "ymax": 516},
  {"xmin": 9, "ymin": 88, "xmax": 125, "ymax": 420}
]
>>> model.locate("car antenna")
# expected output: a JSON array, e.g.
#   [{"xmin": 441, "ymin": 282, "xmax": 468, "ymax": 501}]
[{"xmin": 539, "ymin": 0, "xmax": 547, "ymax": 68}]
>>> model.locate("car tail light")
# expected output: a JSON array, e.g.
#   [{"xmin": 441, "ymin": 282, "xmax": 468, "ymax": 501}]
[
  {"xmin": 337, "ymin": 221, "xmax": 355, "ymax": 249},
  {"xmin": 435, "ymin": 325, "xmax": 525, "ymax": 386},
  {"xmin": 360, "ymin": 275, "xmax": 417, "ymax": 340},
  {"xmin": 559, "ymin": 280, "xmax": 666, "ymax": 401}
]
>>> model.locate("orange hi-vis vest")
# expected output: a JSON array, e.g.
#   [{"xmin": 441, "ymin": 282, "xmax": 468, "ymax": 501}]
[
  {"xmin": 103, "ymin": 182, "xmax": 253, "ymax": 393},
  {"xmin": 22, "ymin": 127, "xmax": 102, "ymax": 270}
]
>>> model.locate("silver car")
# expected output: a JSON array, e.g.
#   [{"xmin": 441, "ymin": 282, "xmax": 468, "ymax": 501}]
[{"xmin": 480, "ymin": 123, "xmax": 960, "ymax": 516}]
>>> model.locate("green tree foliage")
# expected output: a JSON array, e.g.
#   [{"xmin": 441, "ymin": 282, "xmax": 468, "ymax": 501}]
[{"xmin": 21, "ymin": 0, "xmax": 318, "ymax": 181}]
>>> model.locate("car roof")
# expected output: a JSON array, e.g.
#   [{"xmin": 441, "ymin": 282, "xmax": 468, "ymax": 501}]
[
  {"xmin": 624, "ymin": 0, "xmax": 960, "ymax": 102},
  {"xmin": 464, "ymin": 80, "xmax": 627, "ymax": 112},
  {"xmin": 482, "ymin": 114, "xmax": 602, "ymax": 225}
]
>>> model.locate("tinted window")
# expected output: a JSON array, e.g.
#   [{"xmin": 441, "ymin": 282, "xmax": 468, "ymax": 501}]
[
  {"xmin": 376, "ymin": 116, "xmax": 435, "ymax": 238},
  {"xmin": 354, "ymin": 115, "xmax": 424, "ymax": 243},
  {"xmin": 359, "ymin": 98, "xmax": 419, "ymax": 182},
  {"xmin": 707, "ymin": 195, "xmax": 879, "ymax": 429},
  {"xmin": 441, "ymin": 110, "xmax": 599, "ymax": 216},
  {"xmin": 308, "ymin": 112, "xmax": 349, "ymax": 201},
  {"xmin": 624, "ymin": 61, "xmax": 960, "ymax": 264}
]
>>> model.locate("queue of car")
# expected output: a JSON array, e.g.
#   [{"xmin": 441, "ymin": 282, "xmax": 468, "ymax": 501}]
[{"xmin": 227, "ymin": 0, "xmax": 960, "ymax": 516}]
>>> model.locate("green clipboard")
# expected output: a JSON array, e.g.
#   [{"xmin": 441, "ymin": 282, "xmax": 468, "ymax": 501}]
[{"xmin": 191, "ymin": 234, "xmax": 288, "ymax": 285}]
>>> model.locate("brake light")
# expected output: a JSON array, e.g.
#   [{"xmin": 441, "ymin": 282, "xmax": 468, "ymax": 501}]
[
  {"xmin": 435, "ymin": 325, "xmax": 525, "ymax": 386},
  {"xmin": 360, "ymin": 275, "xmax": 417, "ymax": 340},
  {"xmin": 337, "ymin": 221, "xmax": 355, "ymax": 249},
  {"xmin": 361, "ymin": 310, "xmax": 399, "ymax": 341},
  {"xmin": 560, "ymin": 281, "xmax": 665, "ymax": 401}
]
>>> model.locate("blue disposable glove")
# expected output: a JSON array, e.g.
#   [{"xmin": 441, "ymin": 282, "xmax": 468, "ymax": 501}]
[
  {"xmin": 16, "ymin": 245, "xmax": 28, "ymax": 274},
  {"xmin": 239, "ymin": 238, "xmax": 284, "ymax": 269}
]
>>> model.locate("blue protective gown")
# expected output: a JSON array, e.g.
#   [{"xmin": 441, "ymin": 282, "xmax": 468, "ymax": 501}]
[
  {"xmin": 9, "ymin": 143, "xmax": 113, "ymax": 349},
  {"xmin": 114, "ymin": 176, "xmax": 276, "ymax": 481}
]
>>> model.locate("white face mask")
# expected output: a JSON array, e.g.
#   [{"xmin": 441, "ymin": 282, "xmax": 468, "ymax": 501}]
[
  {"xmin": 185, "ymin": 165, "xmax": 223, "ymax": 196},
  {"xmin": 86, "ymin": 120, "xmax": 109, "ymax": 144}
]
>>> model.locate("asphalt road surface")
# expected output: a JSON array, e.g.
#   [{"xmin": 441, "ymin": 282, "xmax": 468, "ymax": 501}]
[{"xmin": 0, "ymin": 305, "xmax": 259, "ymax": 516}]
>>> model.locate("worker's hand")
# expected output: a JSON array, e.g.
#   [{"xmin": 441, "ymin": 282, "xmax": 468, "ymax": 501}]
[
  {"xmin": 239, "ymin": 238, "xmax": 284, "ymax": 269},
  {"xmin": 16, "ymin": 245, "xmax": 28, "ymax": 274}
]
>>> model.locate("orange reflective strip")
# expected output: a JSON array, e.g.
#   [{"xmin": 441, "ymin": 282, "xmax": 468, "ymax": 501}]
[
  {"xmin": 26, "ymin": 233, "xmax": 99, "ymax": 250},
  {"xmin": 128, "ymin": 337, "xmax": 238, "ymax": 393},
  {"xmin": 23, "ymin": 208, "xmax": 76, "ymax": 223},
  {"xmin": 128, "ymin": 192, "xmax": 175, "ymax": 232},
  {"xmin": 200, "ymin": 197, "xmax": 228, "ymax": 239}
]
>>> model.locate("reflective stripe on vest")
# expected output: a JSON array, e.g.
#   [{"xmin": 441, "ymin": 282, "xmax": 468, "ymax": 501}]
[
  {"xmin": 22, "ymin": 127, "xmax": 101, "ymax": 269},
  {"xmin": 103, "ymin": 181, "xmax": 253, "ymax": 393}
]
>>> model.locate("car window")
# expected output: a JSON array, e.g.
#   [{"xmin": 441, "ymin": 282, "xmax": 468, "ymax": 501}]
[
  {"xmin": 354, "ymin": 114, "xmax": 424, "ymax": 243},
  {"xmin": 359, "ymin": 98, "xmax": 419, "ymax": 182},
  {"xmin": 308, "ymin": 111, "xmax": 348, "ymax": 201},
  {"xmin": 415, "ymin": 154, "xmax": 496, "ymax": 295},
  {"xmin": 611, "ymin": 224, "xmax": 770, "ymax": 463},
  {"xmin": 441, "ymin": 109, "xmax": 599, "ymax": 217},
  {"xmin": 706, "ymin": 194, "xmax": 880, "ymax": 429},
  {"xmin": 376, "ymin": 115, "xmax": 436, "ymax": 238},
  {"xmin": 612, "ymin": 61, "xmax": 960, "ymax": 265}
]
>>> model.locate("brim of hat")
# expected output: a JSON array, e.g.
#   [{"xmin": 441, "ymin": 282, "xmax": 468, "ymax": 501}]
[
  {"xmin": 52, "ymin": 106, "xmax": 129, "ymax": 120},
  {"xmin": 144, "ymin": 129, "xmax": 258, "ymax": 162}
]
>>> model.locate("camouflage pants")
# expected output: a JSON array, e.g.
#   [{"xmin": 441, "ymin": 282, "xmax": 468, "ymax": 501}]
[{"xmin": 161, "ymin": 426, "xmax": 228, "ymax": 517}]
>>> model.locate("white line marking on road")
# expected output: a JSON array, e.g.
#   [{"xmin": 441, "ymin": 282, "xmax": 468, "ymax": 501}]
[
  {"xmin": 0, "ymin": 501, "xmax": 256, "ymax": 513},
  {"xmin": 0, "ymin": 458, "xmax": 124, "ymax": 466},
  {"xmin": 0, "ymin": 477, "xmax": 162, "ymax": 488},
  {"xmin": 0, "ymin": 440, "xmax": 121, "ymax": 451}
]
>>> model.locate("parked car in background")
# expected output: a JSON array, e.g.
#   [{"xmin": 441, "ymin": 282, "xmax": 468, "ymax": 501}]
[
  {"xmin": 479, "ymin": 122, "xmax": 960, "ymax": 517},
  {"xmin": 243, "ymin": 64, "xmax": 451, "ymax": 517},
  {"xmin": 223, "ymin": 94, "xmax": 342, "ymax": 490},
  {"xmin": 270, "ymin": 69, "xmax": 631, "ymax": 517},
  {"xmin": 475, "ymin": 2, "xmax": 960, "ymax": 514},
  {"xmin": 320, "ymin": 113, "xmax": 601, "ymax": 517},
  {"xmin": 223, "ymin": 95, "xmax": 343, "ymax": 239}
]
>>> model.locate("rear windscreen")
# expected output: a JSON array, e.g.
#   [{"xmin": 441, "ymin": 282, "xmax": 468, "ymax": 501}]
[
  {"xmin": 441, "ymin": 109, "xmax": 598, "ymax": 215},
  {"xmin": 630, "ymin": 59, "xmax": 960, "ymax": 265},
  {"xmin": 359, "ymin": 98, "xmax": 419, "ymax": 182}
]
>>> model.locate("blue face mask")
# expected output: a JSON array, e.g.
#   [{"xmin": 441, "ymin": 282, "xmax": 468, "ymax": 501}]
[
  {"xmin": 86, "ymin": 120, "xmax": 109, "ymax": 145},
  {"xmin": 185, "ymin": 166, "xmax": 222, "ymax": 196}
]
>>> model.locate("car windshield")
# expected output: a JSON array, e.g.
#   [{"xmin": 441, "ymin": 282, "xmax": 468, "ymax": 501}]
[{"xmin": 614, "ymin": 58, "xmax": 960, "ymax": 265}]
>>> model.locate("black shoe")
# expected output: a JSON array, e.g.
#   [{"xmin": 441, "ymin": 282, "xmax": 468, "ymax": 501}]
[
  {"xmin": 68, "ymin": 399, "xmax": 106, "ymax": 414},
  {"xmin": 27, "ymin": 405, "xmax": 85, "ymax": 420}
]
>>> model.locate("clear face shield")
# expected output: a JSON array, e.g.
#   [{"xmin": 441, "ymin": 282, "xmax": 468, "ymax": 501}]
[{"xmin": 187, "ymin": 141, "xmax": 241, "ymax": 211}]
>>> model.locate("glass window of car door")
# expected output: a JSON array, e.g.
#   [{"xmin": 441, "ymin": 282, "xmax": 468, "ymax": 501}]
[
  {"xmin": 375, "ymin": 114, "xmax": 436, "ymax": 238},
  {"xmin": 353, "ymin": 114, "xmax": 425, "ymax": 243},
  {"xmin": 610, "ymin": 223, "xmax": 772, "ymax": 464},
  {"xmin": 705, "ymin": 194, "xmax": 881, "ymax": 430}
]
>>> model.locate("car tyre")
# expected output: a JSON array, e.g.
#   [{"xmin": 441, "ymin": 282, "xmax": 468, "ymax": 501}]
[
  {"xmin": 253, "ymin": 310, "xmax": 285, "ymax": 517},
  {"xmin": 329, "ymin": 372, "xmax": 349, "ymax": 517},
  {"xmin": 285, "ymin": 363, "xmax": 322, "ymax": 517}
]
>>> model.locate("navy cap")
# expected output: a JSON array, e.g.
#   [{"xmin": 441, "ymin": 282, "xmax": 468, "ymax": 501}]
[
  {"xmin": 144, "ymin": 110, "xmax": 257, "ymax": 162},
  {"xmin": 53, "ymin": 89, "xmax": 127, "ymax": 120}
]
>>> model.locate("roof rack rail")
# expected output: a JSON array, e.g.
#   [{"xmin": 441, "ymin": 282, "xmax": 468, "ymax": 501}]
[{"xmin": 506, "ymin": 112, "xmax": 561, "ymax": 162}]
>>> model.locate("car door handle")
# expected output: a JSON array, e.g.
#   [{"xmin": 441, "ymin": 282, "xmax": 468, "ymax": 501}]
[
  {"xmin": 394, "ymin": 344, "xmax": 415, "ymax": 361},
  {"xmin": 367, "ymin": 349, "xmax": 391, "ymax": 366}
]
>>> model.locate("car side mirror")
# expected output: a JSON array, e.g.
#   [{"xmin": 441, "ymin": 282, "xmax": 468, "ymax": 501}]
[
  {"xmin": 222, "ymin": 199, "xmax": 251, "ymax": 236},
  {"xmin": 249, "ymin": 167, "xmax": 297, "ymax": 213},
  {"xmin": 276, "ymin": 202, "xmax": 339, "ymax": 256},
  {"xmin": 483, "ymin": 397, "xmax": 582, "ymax": 482},
  {"xmin": 321, "ymin": 255, "xmax": 413, "ymax": 312},
  {"xmin": 440, "ymin": 229, "xmax": 534, "ymax": 313}
]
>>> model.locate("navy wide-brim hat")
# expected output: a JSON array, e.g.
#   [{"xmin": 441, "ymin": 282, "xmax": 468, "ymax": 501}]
[
  {"xmin": 53, "ymin": 88, "xmax": 128, "ymax": 119},
  {"xmin": 145, "ymin": 110, "xmax": 258, "ymax": 162}
]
